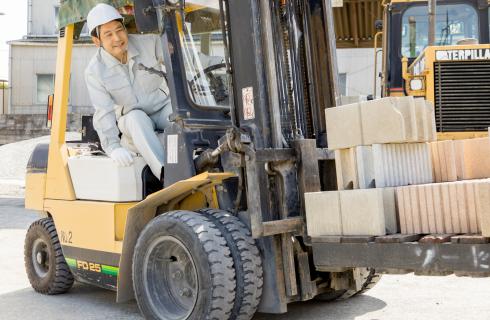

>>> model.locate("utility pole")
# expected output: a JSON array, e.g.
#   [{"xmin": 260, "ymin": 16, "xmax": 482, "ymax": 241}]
[
  {"xmin": 0, "ymin": 13, "xmax": 5, "ymax": 113},
  {"xmin": 428, "ymin": 0, "xmax": 436, "ymax": 46}
]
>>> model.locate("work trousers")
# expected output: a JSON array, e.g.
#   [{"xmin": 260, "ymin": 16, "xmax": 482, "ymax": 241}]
[{"xmin": 118, "ymin": 104, "xmax": 172, "ymax": 179}]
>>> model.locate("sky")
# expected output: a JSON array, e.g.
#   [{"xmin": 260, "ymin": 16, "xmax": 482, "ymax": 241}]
[{"xmin": 0, "ymin": 1, "xmax": 27, "ymax": 80}]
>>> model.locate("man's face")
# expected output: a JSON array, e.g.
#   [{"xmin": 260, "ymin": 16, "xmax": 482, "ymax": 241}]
[{"xmin": 92, "ymin": 20, "xmax": 128, "ymax": 60}]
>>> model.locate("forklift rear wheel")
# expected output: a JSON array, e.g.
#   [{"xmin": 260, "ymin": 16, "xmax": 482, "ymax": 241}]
[
  {"xmin": 315, "ymin": 268, "xmax": 380, "ymax": 301},
  {"xmin": 200, "ymin": 209, "xmax": 263, "ymax": 320},
  {"xmin": 132, "ymin": 210, "xmax": 236, "ymax": 320},
  {"xmin": 24, "ymin": 218, "xmax": 74, "ymax": 294}
]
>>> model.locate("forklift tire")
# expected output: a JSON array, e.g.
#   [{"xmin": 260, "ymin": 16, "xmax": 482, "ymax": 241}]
[
  {"xmin": 200, "ymin": 209, "xmax": 263, "ymax": 320},
  {"xmin": 24, "ymin": 218, "xmax": 74, "ymax": 295},
  {"xmin": 132, "ymin": 210, "xmax": 236, "ymax": 320},
  {"xmin": 315, "ymin": 268, "xmax": 380, "ymax": 302}
]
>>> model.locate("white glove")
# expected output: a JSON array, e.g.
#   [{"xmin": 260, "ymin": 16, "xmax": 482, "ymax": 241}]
[{"xmin": 110, "ymin": 148, "xmax": 134, "ymax": 166}]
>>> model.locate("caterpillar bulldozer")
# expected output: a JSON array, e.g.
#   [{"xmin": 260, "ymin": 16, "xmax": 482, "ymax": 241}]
[
  {"xmin": 377, "ymin": 0, "xmax": 490, "ymax": 140},
  {"xmin": 23, "ymin": 0, "xmax": 490, "ymax": 319}
]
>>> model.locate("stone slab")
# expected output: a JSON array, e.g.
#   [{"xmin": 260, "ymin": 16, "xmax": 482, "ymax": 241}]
[
  {"xmin": 360, "ymin": 96, "xmax": 418, "ymax": 145},
  {"xmin": 477, "ymin": 182, "xmax": 490, "ymax": 237},
  {"xmin": 430, "ymin": 140, "xmax": 458, "ymax": 183},
  {"xmin": 340, "ymin": 188, "xmax": 397, "ymax": 236},
  {"xmin": 456, "ymin": 137, "xmax": 490, "ymax": 180},
  {"xmin": 305, "ymin": 188, "xmax": 397, "ymax": 237},
  {"xmin": 335, "ymin": 146, "xmax": 374, "ymax": 190},
  {"xmin": 325, "ymin": 97, "xmax": 436, "ymax": 150},
  {"xmin": 305, "ymin": 191, "xmax": 342, "ymax": 237},
  {"xmin": 431, "ymin": 138, "xmax": 490, "ymax": 183},
  {"xmin": 325, "ymin": 103, "xmax": 363, "ymax": 150},
  {"xmin": 356, "ymin": 146, "xmax": 375, "ymax": 188},
  {"xmin": 335, "ymin": 148, "xmax": 358, "ymax": 190},
  {"xmin": 424, "ymin": 99, "xmax": 437, "ymax": 142},
  {"xmin": 396, "ymin": 180, "xmax": 489, "ymax": 235},
  {"xmin": 372, "ymin": 143, "xmax": 433, "ymax": 188},
  {"xmin": 335, "ymin": 143, "xmax": 433, "ymax": 190}
]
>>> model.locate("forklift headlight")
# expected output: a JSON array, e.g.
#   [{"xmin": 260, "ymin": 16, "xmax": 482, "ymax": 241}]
[{"xmin": 409, "ymin": 79, "xmax": 423, "ymax": 91}]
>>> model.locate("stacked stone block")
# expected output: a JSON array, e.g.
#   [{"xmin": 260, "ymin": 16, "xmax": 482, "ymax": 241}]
[
  {"xmin": 307, "ymin": 96, "xmax": 490, "ymax": 238},
  {"xmin": 305, "ymin": 188, "xmax": 397, "ymax": 237},
  {"xmin": 335, "ymin": 143, "xmax": 433, "ymax": 190},
  {"xmin": 431, "ymin": 137, "xmax": 490, "ymax": 183},
  {"xmin": 396, "ymin": 180, "xmax": 486, "ymax": 234},
  {"xmin": 306, "ymin": 96, "xmax": 438, "ymax": 238},
  {"xmin": 325, "ymin": 96, "xmax": 436, "ymax": 149}
]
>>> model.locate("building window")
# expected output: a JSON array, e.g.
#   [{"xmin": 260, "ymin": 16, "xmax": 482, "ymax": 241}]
[
  {"xmin": 37, "ymin": 74, "xmax": 55, "ymax": 104},
  {"xmin": 339, "ymin": 73, "xmax": 347, "ymax": 96},
  {"xmin": 54, "ymin": 6, "xmax": 60, "ymax": 31}
]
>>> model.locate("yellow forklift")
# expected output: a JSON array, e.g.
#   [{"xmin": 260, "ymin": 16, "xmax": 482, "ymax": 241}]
[
  {"xmin": 377, "ymin": 0, "xmax": 490, "ymax": 139},
  {"xmin": 23, "ymin": 1, "xmax": 490, "ymax": 320}
]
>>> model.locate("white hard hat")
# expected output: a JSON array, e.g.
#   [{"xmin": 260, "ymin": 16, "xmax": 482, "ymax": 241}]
[{"xmin": 87, "ymin": 3, "xmax": 123, "ymax": 36}]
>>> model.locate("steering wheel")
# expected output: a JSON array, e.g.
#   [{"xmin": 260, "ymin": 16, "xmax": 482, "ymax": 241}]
[{"xmin": 188, "ymin": 63, "xmax": 228, "ymax": 104}]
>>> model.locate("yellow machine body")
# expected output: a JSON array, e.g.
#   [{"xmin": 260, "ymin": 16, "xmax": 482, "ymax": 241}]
[{"xmin": 24, "ymin": 23, "xmax": 234, "ymax": 300}]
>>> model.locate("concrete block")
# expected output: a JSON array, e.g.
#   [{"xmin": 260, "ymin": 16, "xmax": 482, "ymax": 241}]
[
  {"xmin": 360, "ymin": 96, "xmax": 418, "ymax": 145},
  {"xmin": 414, "ymin": 98, "xmax": 427, "ymax": 142},
  {"xmin": 305, "ymin": 191, "xmax": 342, "ymax": 237},
  {"xmin": 396, "ymin": 180, "xmax": 488, "ymax": 234},
  {"xmin": 340, "ymin": 188, "xmax": 397, "ymax": 235},
  {"xmin": 335, "ymin": 143, "xmax": 432, "ymax": 189},
  {"xmin": 335, "ymin": 146, "xmax": 374, "ymax": 190},
  {"xmin": 431, "ymin": 138, "xmax": 490, "ymax": 182},
  {"xmin": 305, "ymin": 188, "xmax": 397, "ymax": 237},
  {"xmin": 325, "ymin": 97, "xmax": 435, "ymax": 149},
  {"xmin": 425, "ymin": 100, "xmax": 437, "ymax": 142},
  {"xmin": 456, "ymin": 137, "xmax": 490, "ymax": 180},
  {"xmin": 335, "ymin": 149, "xmax": 358, "ymax": 190},
  {"xmin": 476, "ymin": 182, "xmax": 490, "ymax": 237},
  {"xmin": 325, "ymin": 103, "xmax": 363, "ymax": 149},
  {"xmin": 372, "ymin": 143, "xmax": 433, "ymax": 188},
  {"xmin": 414, "ymin": 98, "xmax": 437, "ymax": 142},
  {"xmin": 430, "ymin": 140, "xmax": 458, "ymax": 183},
  {"xmin": 356, "ymin": 146, "xmax": 375, "ymax": 189}
]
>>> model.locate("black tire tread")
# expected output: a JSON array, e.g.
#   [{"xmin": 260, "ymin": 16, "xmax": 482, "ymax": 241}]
[
  {"xmin": 24, "ymin": 218, "xmax": 74, "ymax": 295},
  {"xmin": 200, "ymin": 209, "xmax": 263, "ymax": 320},
  {"xmin": 134, "ymin": 210, "xmax": 236, "ymax": 319},
  {"xmin": 338, "ymin": 268, "xmax": 380, "ymax": 300}
]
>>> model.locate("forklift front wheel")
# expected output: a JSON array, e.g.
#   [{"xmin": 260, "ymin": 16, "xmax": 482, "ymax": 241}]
[
  {"xmin": 24, "ymin": 218, "xmax": 74, "ymax": 295},
  {"xmin": 132, "ymin": 210, "xmax": 236, "ymax": 320}
]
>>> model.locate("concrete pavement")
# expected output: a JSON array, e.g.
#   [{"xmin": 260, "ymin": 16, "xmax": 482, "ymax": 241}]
[{"xmin": 2, "ymin": 197, "xmax": 490, "ymax": 320}]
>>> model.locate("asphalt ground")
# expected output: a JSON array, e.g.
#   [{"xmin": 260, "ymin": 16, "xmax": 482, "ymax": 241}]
[{"xmin": 2, "ymin": 197, "xmax": 490, "ymax": 320}]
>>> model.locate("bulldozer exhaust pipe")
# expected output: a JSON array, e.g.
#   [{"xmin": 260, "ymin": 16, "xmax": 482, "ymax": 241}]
[{"xmin": 428, "ymin": 0, "xmax": 436, "ymax": 46}]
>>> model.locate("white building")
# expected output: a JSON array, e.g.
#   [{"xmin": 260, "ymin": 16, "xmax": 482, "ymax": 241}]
[
  {"xmin": 8, "ymin": 0, "xmax": 382, "ymax": 115},
  {"xmin": 8, "ymin": 0, "xmax": 96, "ymax": 115}
]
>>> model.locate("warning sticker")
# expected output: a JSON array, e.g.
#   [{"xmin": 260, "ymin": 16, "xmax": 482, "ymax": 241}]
[
  {"xmin": 167, "ymin": 135, "xmax": 178, "ymax": 164},
  {"xmin": 242, "ymin": 87, "xmax": 255, "ymax": 120}
]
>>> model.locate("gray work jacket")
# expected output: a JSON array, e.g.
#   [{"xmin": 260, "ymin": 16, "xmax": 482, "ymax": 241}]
[{"xmin": 85, "ymin": 34, "xmax": 170, "ymax": 154}]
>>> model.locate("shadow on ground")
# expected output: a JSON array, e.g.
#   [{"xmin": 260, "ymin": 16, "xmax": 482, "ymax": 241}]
[
  {"xmin": 0, "ymin": 283, "xmax": 142, "ymax": 320},
  {"xmin": 253, "ymin": 295, "xmax": 386, "ymax": 320},
  {"xmin": 0, "ymin": 282, "xmax": 386, "ymax": 320}
]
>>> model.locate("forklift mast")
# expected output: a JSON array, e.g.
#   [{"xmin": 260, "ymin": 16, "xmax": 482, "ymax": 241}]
[{"xmin": 145, "ymin": 0, "xmax": 339, "ymax": 312}]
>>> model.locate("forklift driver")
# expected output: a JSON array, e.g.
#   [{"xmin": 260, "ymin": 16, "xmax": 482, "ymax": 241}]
[{"xmin": 85, "ymin": 3, "xmax": 171, "ymax": 181}]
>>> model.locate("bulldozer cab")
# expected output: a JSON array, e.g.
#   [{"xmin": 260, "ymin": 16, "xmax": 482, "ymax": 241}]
[{"xmin": 380, "ymin": 0, "xmax": 490, "ymax": 138}]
